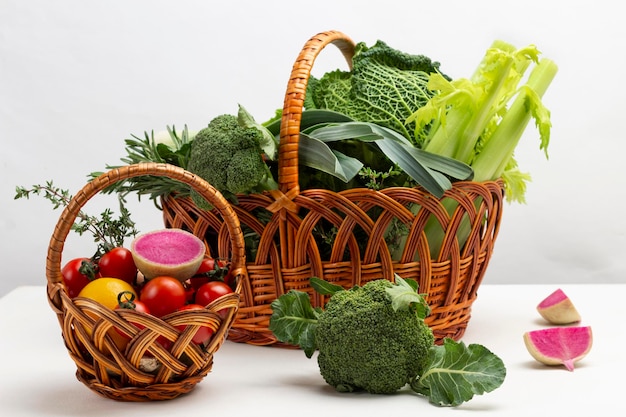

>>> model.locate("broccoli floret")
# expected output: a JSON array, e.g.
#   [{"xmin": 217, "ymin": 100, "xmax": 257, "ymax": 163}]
[
  {"xmin": 315, "ymin": 279, "xmax": 434, "ymax": 394},
  {"xmin": 187, "ymin": 113, "xmax": 277, "ymax": 207}
]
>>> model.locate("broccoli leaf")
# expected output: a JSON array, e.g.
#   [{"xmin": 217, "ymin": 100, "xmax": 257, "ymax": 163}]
[
  {"xmin": 412, "ymin": 338, "xmax": 506, "ymax": 407},
  {"xmin": 238, "ymin": 104, "xmax": 278, "ymax": 160},
  {"xmin": 269, "ymin": 290, "xmax": 321, "ymax": 358},
  {"xmin": 386, "ymin": 275, "xmax": 430, "ymax": 319}
]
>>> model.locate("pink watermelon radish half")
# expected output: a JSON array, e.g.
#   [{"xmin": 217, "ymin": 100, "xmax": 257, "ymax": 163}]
[
  {"xmin": 523, "ymin": 326, "xmax": 592, "ymax": 371},
  {"xmin": 536, "ymin": 288, "xmax": 581, "ymax": 324},
  {"xmin": 130, "ymin": 228, "xmax": 205, "ymax": 282}
]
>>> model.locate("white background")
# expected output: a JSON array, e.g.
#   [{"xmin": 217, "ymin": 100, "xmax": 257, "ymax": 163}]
[{"xmin": 1, "ymin": 0, "xmax": 624, "ymax": 297}]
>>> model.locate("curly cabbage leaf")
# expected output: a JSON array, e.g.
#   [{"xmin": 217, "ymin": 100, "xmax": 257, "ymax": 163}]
[{"xmin": 308, "ymin": 40, "xmax": 446, "ymax": 146}]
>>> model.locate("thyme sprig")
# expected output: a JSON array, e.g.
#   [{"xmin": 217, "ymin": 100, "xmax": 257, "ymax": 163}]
[{"xmin": 14, "ymin": 181, "xmax": 138, "ymax": 260}]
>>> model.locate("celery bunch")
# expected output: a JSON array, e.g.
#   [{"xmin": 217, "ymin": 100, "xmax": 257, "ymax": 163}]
[{"xmin": 408, "ymin": 41, "xmax": 558, "ymax": 203}]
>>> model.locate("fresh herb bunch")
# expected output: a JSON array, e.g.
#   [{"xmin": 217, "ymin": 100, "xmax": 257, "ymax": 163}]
[
  {"xmin": 14, "ymin": 181, "xmax": 138, "ymax": 260},
  {"xmin": 89, "ymin": 126, "xmax": 195, "ymax": 202}
]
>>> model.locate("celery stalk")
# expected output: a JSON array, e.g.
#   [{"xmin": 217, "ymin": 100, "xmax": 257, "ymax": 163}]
[
  {"xmin": 413, "ymin": 44, "xmax": 540, "ymax": 169},
  {"xmin": 472, "ymin": 58, "xmax": 558, "ymax": 183},
  {"xmin": 406, "ymin": 43, "xmax": 557, "ymax": 260}
]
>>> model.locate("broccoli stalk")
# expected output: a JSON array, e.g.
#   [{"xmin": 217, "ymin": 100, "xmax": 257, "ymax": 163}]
[
  {"xmin": 269, "ymin": 276, "xmax": 506, "ymax": 406},
  {"xmin": 187, "ymin": 108, "xmax": 278, "ymax": 208}
]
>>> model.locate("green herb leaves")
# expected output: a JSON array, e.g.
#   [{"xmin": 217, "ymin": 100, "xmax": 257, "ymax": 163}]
[{"xmin": 14, "ymin": 181, "xmax": 138, "ymax": 259}]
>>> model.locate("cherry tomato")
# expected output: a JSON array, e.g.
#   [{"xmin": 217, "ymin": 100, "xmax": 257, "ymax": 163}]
[
  {"xmin": 194, "ymin": 257, "xmax": 229, "ymax": 278},
  {"xmin": 115, "ymin": 291, "xmax": 151, "ymax": 314},
  {"xmin": 77, "ymin": 278, "xmax": 138, "ymax": 352},
  {"xmin": 139, "ymin": 276, "xmax": 187, "ymax": 317},
  {"xmin": 98, "ymin": 247, "xmax": 137, "ymax": 284},
  {"xmin": 188, "ymin": 275, "xmax": 209, "ymax": 292},
  {"xmin": 61, "ymin": 258, "xmax": 95, "ymax": 298},
  {"xmin": 114, "ymin": 290, "xmax": 151, "ymax": 341},
  {"xmin": 194, "ymin": 258, "xmax": 217, "ymax": 276},
  {"xmin": 176, "ymin": 304, "xmax": 214, "ymax": 345},
  {"xmin": 183, "ymin": 281, "xmax": 197, "ymax": 304},
  {"xmin": 194, "ymin": 281, "xmax": 233, "ymax": 318},
  {"xmin": 222, "ymin": 269, "xmax": 236, "ymax": 288}
]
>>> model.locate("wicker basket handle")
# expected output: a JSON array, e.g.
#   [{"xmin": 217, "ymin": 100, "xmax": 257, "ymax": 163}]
[
  {"xmin": 278, "ymin": 30, "xmax": 356, "ymax": 194},
  {"xmin": 45, "ymin": 162, "xmax": 246, "ymax": 308}
]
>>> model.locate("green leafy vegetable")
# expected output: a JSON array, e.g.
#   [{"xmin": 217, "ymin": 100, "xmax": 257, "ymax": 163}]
[
  {"xmin": 308, "ymin": 40, "xmax": 446, "ymax": 144},
  {"xmin": 413, "ymin": 339, "xmax": 507, "ymax": 406},
  {"xmin": 303, "ymin": 121, "xmax": 473, "ymax": 197},
  {"xmin": 310, "ymin": 276, "xmax": 345, "ymax": 296},
  {"xmin": 268, "ymin": 290, "xmax": 321, "ymax": 358},
  {"xmin": 385, "ymin": 275, "xmax": 430, "ymax": 318}
]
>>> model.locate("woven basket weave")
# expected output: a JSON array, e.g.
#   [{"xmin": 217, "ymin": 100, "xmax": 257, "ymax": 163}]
[
  {"xmin": 46, "ymin": 163, "xmax": 246, "ymax": 401},
  {"xmin": 162, "ymin": 30, "xmax": 505, "ymax": 346}
]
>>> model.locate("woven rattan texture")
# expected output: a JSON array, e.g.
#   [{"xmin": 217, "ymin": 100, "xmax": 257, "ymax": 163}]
[
  {"xmin": 45, "ymin": 163, "xmax": 245, "ymax": 401},
  {"xmin": 161, "ymin": 31, "xmax": 505, "ymax": 346}
]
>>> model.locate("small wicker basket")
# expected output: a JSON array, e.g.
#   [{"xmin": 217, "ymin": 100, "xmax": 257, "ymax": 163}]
[
  {"xmin": 162, "ymin": 30, "xmax": 505, "ymax": 346},
  {"xmin": 45, "ymin": 163, "xmax": 246, "ymax": 401}
]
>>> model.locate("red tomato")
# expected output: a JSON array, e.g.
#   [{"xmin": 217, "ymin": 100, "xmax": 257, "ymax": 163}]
[
  {"xmin": 194, "ymin": 257, "xmax": 229, "ymax": 278},
  {"xmin": 184, "ymin": 281, "xmax": 197, "ymax": 304},
  {"xmin": 176, "ymin": 304, "xmax": 214, "ymax": 345},
  {"xmin": 61, "ymin": 258, "xmax": 95, "ymax": 298},
  {"xmin": 222, "ymin": 270, "xmax": 236, "ymax": 287},
  {"xmin": 114, "ymin": 290, "xmax": 151, "ymax": 342},
  {"xmin": 115, "ymin": 291, "xmax": 151, "ymax": 314},
  {"xmin": 188, "ymin": 275, "xmax": 209, "ymax": 291},
  {"xmin": 194, "ymin": 280, "xmax": 233, "ymax": 310},
  {"xmin": 139, "ymin": 276, "xmax": 187, "ymax": 317},
  {"xmin": 194, "ymin": 258, "xmax": 217, "ymax": 276},
  {"xmin": 98, "ymin": 247, "xmax": 137, "ymax": 284}
]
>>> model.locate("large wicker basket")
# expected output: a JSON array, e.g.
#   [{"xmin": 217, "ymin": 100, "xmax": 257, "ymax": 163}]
[
  {"xmin": 46, "ymin": 163, "xmax": 246, "ymax": 401},
  {"xmin": 162, "ymin": 30, "xmax": 505, "ymax": 346}
]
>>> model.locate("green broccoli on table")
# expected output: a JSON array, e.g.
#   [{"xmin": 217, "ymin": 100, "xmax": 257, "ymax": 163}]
[{"xmin": 269, "ymin": 276, "xmax": 506, "ymax": 406}]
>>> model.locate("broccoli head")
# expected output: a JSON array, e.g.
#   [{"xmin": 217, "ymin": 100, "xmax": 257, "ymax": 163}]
[
  {"xmin": 187, "ymin": 113, "xmax": 277, "ymax": 208},
  {"xmin": 315, "ymin": 279, "xmax": 434, "ymax": 394}
]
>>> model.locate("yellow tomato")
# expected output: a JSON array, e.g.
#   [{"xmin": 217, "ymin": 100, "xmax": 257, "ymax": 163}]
[
  {"xmin": 78, "ymin": 277, "xmax": 137, "ymax": 309},
  {"xmin": 77, "ymin": 277, "xmax": 138, "ymax": 353}
]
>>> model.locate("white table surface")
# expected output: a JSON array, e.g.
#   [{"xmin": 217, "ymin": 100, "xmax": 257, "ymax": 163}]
[{"xmin": 1, "ymin": 284, "xmax": 623, "ymax": 415}]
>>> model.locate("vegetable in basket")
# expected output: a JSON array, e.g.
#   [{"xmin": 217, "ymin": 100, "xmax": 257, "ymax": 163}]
[
  {"xmin": 307, "ymin": 39, "xmax": 557, "ymax": 203},
  {"xmin": 187, "ymin": 108, "xmax": 279, "ymax": 208},
  {"xmin": 306, "ymin": 39, "xmax": 447, "ymax": 146},
  {"xmin": 269, "ymin": 276, "xmax": 506, "ymax": 406}
]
